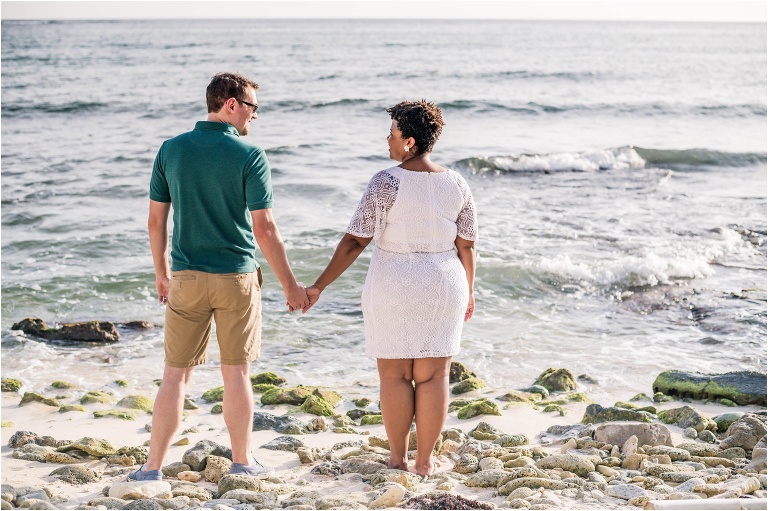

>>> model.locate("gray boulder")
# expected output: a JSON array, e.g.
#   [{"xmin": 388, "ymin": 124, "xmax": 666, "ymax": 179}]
[
  {"xmin": 720, "ymin": 413, "xmax": 767, "ymax": 450},
  {"xmin": 593, "ymin": 423, "xmax": 673, "ymax": 447}
]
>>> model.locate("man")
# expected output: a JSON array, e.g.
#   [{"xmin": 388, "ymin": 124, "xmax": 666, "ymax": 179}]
[{"xmin": 129, "ymin": 72, "xmax": 308, "ymax": 481}]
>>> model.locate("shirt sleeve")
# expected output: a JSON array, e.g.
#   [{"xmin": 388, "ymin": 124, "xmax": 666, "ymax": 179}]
[
  {"xmin": 456, "ymin": 174, "xmax": 478, "ymax": 241},
  {"xmin": 244, "ymin": 148, "xmax": 273, "ymax": 211},
  {"xmin": 149, "ymin": 143, "xmax": 171, "ymax": 203},
  {"xmin": 346, "ymin": 170, "xmax": 399, "ymax": 239}
]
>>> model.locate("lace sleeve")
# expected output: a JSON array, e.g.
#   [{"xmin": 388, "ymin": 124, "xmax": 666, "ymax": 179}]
[
  {"xmin": 346, "ymin": 170, "xmax": 400, "ymax": 240},
  {"xmin": 455, "ymin": 174, "xmax": 478, "ymax": 241}
]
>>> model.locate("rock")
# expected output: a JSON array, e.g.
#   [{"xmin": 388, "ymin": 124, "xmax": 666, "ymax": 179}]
[
  {"xmin": 59, "ymin": 437, "xmax": 117, "ymax": 457},
  {"xmin": 117, "ymin": 446, "xmax": 148, "ymax": 465},
  {"xmin": 713, "ymin": 412, "xmax": 745, "ymax": 432},
  {"xmin": 50, "ymin": 465, "xmax": 100, "ymax": 484},
  {"xmin": 652, "ymin": 370, "xmax": 767, "ymax": 406},
  {"xmin": 347, "ymin": 409, "xmax": 378, "ymax": 421},
  {"xmin": 87, "ymin": 497, "xmax": 129, "ymax": 509},
  {"xmin": 543, "ymin": 404, "xmax": 567, "ymax": 415},
  {"xmin": 312, "ymin": 388, "xmax": 343, "ymax": 407},
  {"xmin": 469, "ymin": 422, "xmax": 503, "ymax": 440},
  {"xmin": 536, "ymin": 454, "xmax": 595, "ymax": 477},
  {"xmin": 311, "ymin": 461, "xmax": 342, "ymax": 477},
  {"xmin": 93, "ymin": 409, "xmax": 138, "ymax": 420},
  {"xmin": 59, "ymin": 404, "xmax": 87, "ymax": 413},
  {"xmin": 80, "ymin": 390, "xmax": 116, "ymax": 405},
  {"xmin": 451, "ymin": 377, "xmax": 486, "ymax": 395},
  {"xmin": 494, "ymin": 434, "xmax": 529, "ymax": 447},
  {"xmin": 496, "ymin": 390, "xmax": 542, "ymax": 403},
  {"xmin": 621, "ymin": 435, "xmax": 639, "ymax": 456},
  {"xmin": 122, "ymin": 499, "xmax": 164, "ymax": 510},
  {"xmin": 219, "ymin": 489, "xmax": 278, "ymax": 507},
  {"xmin": 644, "ymin": 463, "xmax": 695, "ymax": 477},
  {"xmin": 261, "ymin": 435, "xmax": 305, "ymax": 452},
  {"xmin": 260, "ymin": 386, "xmax": 312, "ymax": 406},
  {"xmin": 478, "ymin": 457, "xmax": 504, "ymax": 471},
  {"xmin": 369, "ymin": 483, "xmax": 406, "ymax": 509},
  {"xmin": 45, "ymin": 450, "xmax": 80, "ymax": 464},
  {"xmin": 50, "ymin": 380, "xmax": 77, "ymax": 389},
  {"xmin": 718, "ymin": 446, "xmax": 747, "ymax": 459},
  {"xmin": 581, "ymin": 404, "xmax": 653, "ymax": 424},
  {"xmin": 170, "ymin": 484, "xmax": 212, "ymax": 501},
  {"xmin": 108, "ymin": 481, "xmax": 172, "ymax": 499},
  {"xmin": 719, "ymin": 413, "xmax": 767, "ymax": 450},
  {"xmin": 8, "ymin": 430, "xmax": 40, "ymax": 448},
  {"xmin": 251, "ymin": 411, "xmax": 280, "ymax": 431},
  {"xmin": 352, "ymin": 398, "xmax": 372, "ymax": 407},
  {"xmin": 369, "ymin": 469, "xmax": 422, "ymax": 490},
  {"xmin": 160, "ymin": 462, "xmax": 190, "ymax": 479},
  {"xmin": 306, "ymin": 417, "xmax": 328, "ymax": 432},
  {"xmin": 606, "ymin": 483, "xmax": 648, "ymax": 500},
  {"xmin": 250, "ymin": 372, "xmax": 286, "ymax": 387},
  {"xmin": 276, "ymin": 416, "xmax": 308, "ymax": 435},
  {"xmin": 297, "ymin": 447, "xmax": 321, "ymax": 464},
  {"xmin": 116, "ymin": 396, "xmax": 154, "ymax": 413},
  {"xmin": 653, "ymin": 392, "xmax": 673, "ymax": 403},
  {"xmin": 12, "ymin": 317, "xmax": 120, "ymax": 343},
  {"xmin": 456, "ymin": 398, "xmax": 501, "ymax": 419},
  {"xmin": 657, "ymin": 405, "xmax": 717, "ymax": 433},
  {"xmin": 499, "ymin": 477, "xmax": 571, "ymax": 494},
  {"xmin": 534, "ymin": 368, "xmax": 577, "ymax": 392},
  {"xmin": 697, "ymin": 429, "xmax": 717, "ymax": 443},
  {"xmin": 176, "ymin": 471, "xmax": 201, "ymax": 482},
  {"xmin": 745, "ymin": 435, "xmax": 766, "ymax": 472},
  {"xmin": 217, "ymin": 474, "xmax": 266, "ymax": 494},
  {"xmin": 646, "ymin": 446, "xmax": 691, "ymax": 461},
  {"xmin": 360, "ymin": 415, "xmax": 383, "ymax": 425},
  {"xmin": 614, "ymin": 401, "xmax": 657, "ymax": 414},
  {"xmin": 683, "ymin": 427, "xmax": 698, "ymax": 439},
  {"xmin": 181, "ymin": 440, "xmax": 231, "ymax": 471},
  {"xmin": 452, "ymin": 454, "xmax": 479, "ymax": 474},
  {"xmin": 449, "ymin": 361, "xmax": 476, "ymax": 383},
  {"xmin": 340, "ymin": 458, "xmax": 387, "ymax": 475},
  {"xmin": 201, "ymin": 386, "xmax": 224, "ymax": 403},
  {"xmin": 464, "ymin": 469, "xmax": 506, "ymax": 488},
  {"xmin": 19, "ymin": 392, "xmax": 59, "ymax": 407},
  {"xmin": 13, "ymin": 443, "xmax": 54, "ymax": 462},
  {"xmin": 300, "ymin": 395, "xmax": 335, "ymax": 416},
  {"xmin": 674, "ymin": 442, "xmax": 719, "ymax": 457},
  {"xmin": 1, "ymin": 378, "xmax": 23, "ymax": 392},
  {"xmin": 522, "ymin": 385, "xmax": 550, "ymax": 398}
]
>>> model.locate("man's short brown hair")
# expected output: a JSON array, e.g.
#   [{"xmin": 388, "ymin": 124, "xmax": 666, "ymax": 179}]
[{"xmin": 206, "ymin": 72, "xmax": 260, "ymax": 113}]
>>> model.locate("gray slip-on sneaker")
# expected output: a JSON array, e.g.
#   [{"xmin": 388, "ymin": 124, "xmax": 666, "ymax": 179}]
[
  {"xmin": 127, "ymin": 464, "xmax": 163, "ymax": 481},
  {"xmin": 229, "ymin": 460, "xmax": 275, "ymax": 478}
]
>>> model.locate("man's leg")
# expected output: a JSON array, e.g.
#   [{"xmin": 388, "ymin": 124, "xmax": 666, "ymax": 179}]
[
  {"xmin": 221, "ymin": 363, "xmax": 253, "ymax": 464},
  {"xmin": 377, "ymin": 358, "xmax": 415, "ymax": 470},
  {"xmin": 412, "ymin": 356, "xmax": 452, "ymax": 477},
  {"xmin": 144, "ymin": 365, "xmax": 195, "ymax": 470}
]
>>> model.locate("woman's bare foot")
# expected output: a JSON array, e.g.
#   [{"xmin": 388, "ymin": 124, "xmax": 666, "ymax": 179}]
[
  {"xmin": 385, "ymin": 457, "xmax": 408, "ymax": 471},
  {"xmin": 412, "ymin": 456, "xmax": 438, "ymax": 477}
]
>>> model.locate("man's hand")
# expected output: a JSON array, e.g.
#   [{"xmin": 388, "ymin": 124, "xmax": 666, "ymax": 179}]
[
  {"xmin": 156, "ymin": 276, "xmax": 170, "ymax": 304},
  {"xmin": 302, "ymin": 285, "xmax": 322, "ymax": 313},
  {"xmin": 284, "ymin": 283, "xmax": 309, "ymax": 313}
]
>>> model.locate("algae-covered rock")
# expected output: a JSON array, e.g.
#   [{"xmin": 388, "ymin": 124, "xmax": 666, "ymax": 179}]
[
  {"xmin": 211, "ymin": 404, "xmax": 223, "ymax": 414},
  {"xmin": 543, "ymin": 404, "xmax": 567, "ymax": 415},
  {"xmin": 652, "ymin": 370, "xmax": 766, "ymax": 406},
  {"xmin": 59, "ymin": 405, "xmax": 87, "ymax": 413},
  {"xmin": 51, "ymin": 380, "xmax": 77, "ymax": 389},
  {"xmin": 93, "ymin": 409, "xmax": 138, "ymax": 420},
  {"xmin": 50, "ymin": 465, "xmax": 100, "ymax": 484},
  {"xmin": 451, "ymin": 377, "xmax": 486, "ymax": 395},
  {"xmin": 581, "ymin": 404, "xmax": 653, "ymax": 424},
  {"xmin": 448, "ymin": 398, "xmax": 477, "ymax": 412},
  {"xmin": 496, "ymin": 390, "xmax": 541, "ymax": 403},
  {"xmin": 657, "ymin": 405, "xmax": 716, "ymax": 433},
  {"xmin": 1, "ymin": 421, "xmax": 13, "ymax": 427},
  {"xmin": 116, "ymin": 395, "xmax": 154, "ymax": 412},
  {"xmin": 114, "ymin": 379, "xmax": 129, "ymax": 387},
  {"xmin": 80, "ymin": 390, "xmax": 115, "ymax": 405},
  {"xmin": 653, "ymin": 392, "xmax": 673, "ymax": 403},
  {"xmin": 201, "ymin": 386, "xmax": 224, "ymax": 403},
  {"xmin": 449, "ymin": 361, "xmax": 476, "ymax": 383},
  {"xmin": 522, "ymin": 385, "xmax": 550, "ymax": 398},
  {"xmin": 19, "ymin": 392, "xmax": 59, "ymax": 407},
  {"xmin": 300, "ymin": 395, "xmax": 335, "ymax": 416},
  {"xmin": 1, "ymin": 378, "xmax": 23, "ymax": 392},
  {"xmin": 469, "ymin": 422, "xmax": 503, "ymax": 440},
  {"xmin": 352, "ymin": 398, "xmax": 372, "ymax": 408},
  {"xmin": 312, "ymin": 388, "xmax": 343, "ymax": 407},
  {"xmin": 457, "ymin": 398, "xmax": 501, "ymax": 419},
  {"xmin": 534, "ymin": 368, "xmax": 578, "ymax": 392},
  {"xmin": 59, "ymin": 437, "xmax": 117, "ymax": 457},
  {"xmin": 360, "ymin": 414, "xmax": 383, "ymax": 425},
  {"xmin": 261, "ymin": 386, "xmax": 312, "ymax": 406},
  {"xmin": 250, "ymin": 372, "xmax": 286, "ymax": 387},
  {"xmin": 251, "ymin": 383, "xmax": 276, "ymax": 394},
  {"xmin": 614, "ymin": 401, "xmax": 657, "ymax": 414},
  {"xmin": 12, "ymin": 317, "xmax": 120, "ymax": 343},
  {"xmin": 630, "ymin": 393, "xmax": 651, "ymax": 402}
]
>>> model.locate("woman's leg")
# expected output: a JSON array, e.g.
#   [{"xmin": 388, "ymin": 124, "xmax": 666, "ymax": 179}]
[
  {"xmin": 377, "ymin": 358, "xmax": 415, "ymax": 470},
  {"xmin": 412, "ymin": 356, "xmax": 452, "ymax": 476}
]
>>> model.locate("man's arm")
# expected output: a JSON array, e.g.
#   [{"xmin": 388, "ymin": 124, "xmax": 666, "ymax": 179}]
[
  {"xmin": 251, "ymin": 209, "xmax": 308, "ymax": 311},
  {"xmin": 148, "ymin": 200, "xmax": 172, "ymax": 303}
]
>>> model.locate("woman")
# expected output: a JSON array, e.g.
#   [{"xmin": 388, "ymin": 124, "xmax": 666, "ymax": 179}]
[{"xmin": 304, "ymin": 100, "xmax": 477, "ymax": 476}]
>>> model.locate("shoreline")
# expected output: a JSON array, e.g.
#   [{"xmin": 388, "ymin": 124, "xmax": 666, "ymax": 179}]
[{"xmin": 1, "ymin": 367, "xmax": 766, "ymax": 510}]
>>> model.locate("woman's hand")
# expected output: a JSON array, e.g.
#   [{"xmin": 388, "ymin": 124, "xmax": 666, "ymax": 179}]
[
  {"xmin": 302, "ymin": 285, "xmax": 322, "ymax": 313},
  {"xmin": 464, "ymin": 292, "xmax": 475, "ymax": 322}
]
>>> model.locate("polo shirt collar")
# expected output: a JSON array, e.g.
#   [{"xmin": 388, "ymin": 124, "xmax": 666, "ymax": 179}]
[{"xmin": 194, "ymin": 121, "xmax": 240, "ymax": 136}]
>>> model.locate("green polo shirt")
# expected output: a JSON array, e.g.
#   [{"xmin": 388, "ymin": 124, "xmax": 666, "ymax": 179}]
[{"xmin": 149, "ymin": 121, "xmax": 273, "ymax": 273}]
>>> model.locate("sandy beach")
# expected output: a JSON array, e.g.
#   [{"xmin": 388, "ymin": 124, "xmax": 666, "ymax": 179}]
[{"xmin": 1, "ymin": 366, "xmax": 765, "ymax": 510}]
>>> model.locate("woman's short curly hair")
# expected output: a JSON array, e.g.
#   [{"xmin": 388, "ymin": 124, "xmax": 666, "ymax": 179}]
[
  {"xmin": 206, "ymin": 72, "xmax": 259, "ymax": 113},
  {"xmin": 387, "ymin": 100, "xmax": 445, "ymax": 156}
]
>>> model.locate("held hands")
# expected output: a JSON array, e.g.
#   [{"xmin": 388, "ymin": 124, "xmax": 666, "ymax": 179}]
[
  {"xmin": 285, "ymin": 283, "xmax": 310, "ymax": 313},
  {"xmin": 302, "ymin": 285, "xmax": 322, "ymax": 313}
]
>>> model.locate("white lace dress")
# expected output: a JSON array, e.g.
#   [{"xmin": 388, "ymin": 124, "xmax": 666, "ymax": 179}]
[{"xmin": 346, "ymin": 166, "xmax": 478, "ymax": 359}]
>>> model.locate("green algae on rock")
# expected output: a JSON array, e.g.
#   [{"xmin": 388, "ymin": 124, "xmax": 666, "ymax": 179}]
[
  {"xmin": 543, "ymin": 404, "xmax": 567, "ymax": 415},
  {"xmin": 59, "ymin": 405, "xmax": 87, "ymax": 413},
  {"xmin": 80, "ymin": 390, "xmax": 115, "ymax": 405},
  {"xmin": 114, "ymin": 379, "xmax": 129, "ymax": 387},
  {"xmin": 59, "ymin": 437, "xmax": 117, "ymax": 457},
  {"xmin": 116, "ymin": 395, "xmax": 154, "ymax": 412},
  {"xmin": 657, "ymin": 405, "xmax": 717, "ymax": 432},
  {"xmin": 312, "ymin": 388, "xmax": 343, "ymax": 407},
  {"xmin": 456, "ymin": 398, "xmax": 501, "ymax": 419},
  {"xmin": 581, "ymin": 404, "xmax": 653, "ymax": 424},
  {"xmin": 201, "ymin": 386, "xmax": 224, "ymax": 403},
  {"xmin": 93, "ymin": 409, "xmax": 139, "ymax": 420},
  {"xmin": 1, "ymin": 378, "xmax": 23, "ymax": 392},
  {"xmin": 449, "ymin": 361, "xmax": 476, "ymax": 383},
  {"xmin": 250, "ymin": 372, "xmax": 287, "ymax": 387},
  {"xmin": 211, "ymin": 404, "xmax": 223, "ymax": 414},
  {"xmin": 451, "ymin": 377, "xmax": 486, "ymax": 395},
  {"xmin": 251, "ymin": 383, "xmax": 276, "ymax": 394},
  {"xmin": 1, "ymin": 421, "xmax": 14, "ymax": 427},
  {"xmin": 300, "ymin": 395, "xmax": 335, "ymax": 416},
  {"xmin": 19, "ymin": 392, "xmax": 59, "ymax": 407},
  {"xmin": 352, "ymin": 398, "xmax": 372, "ymax": 407},
  {"xmin": 261, "ymin": 386, "xmax": 313, "ymax": 406},
  {"xmin": 496, "ymin": 390, "xmax": 541, "ymax": 403},
  {"xmin": 614, "ymin": 401, "xmax": 657, "ymax": 414},
  {"xmin": 534, "ymin": 368, "xmax": 578, "ymax": 392},
  {"xmin": 652, "ymin": 370, "xmax": 767, "ymax": 406},
  {"xmin": 360, "ymin": 414, "xmax": 383, "ymax": 425},
  {"xmin": 51, "ymin": 380, "xmax": 77, "ymax": 389}
]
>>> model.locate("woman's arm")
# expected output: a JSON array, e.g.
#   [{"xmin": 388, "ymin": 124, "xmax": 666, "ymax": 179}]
[
  {"xmin": 303, "ymin": 233, "xmax": 372, "ymax": 312},
  {"xmin": 455, "ymin": 236, "xmax": 476, "ymax": 321}
]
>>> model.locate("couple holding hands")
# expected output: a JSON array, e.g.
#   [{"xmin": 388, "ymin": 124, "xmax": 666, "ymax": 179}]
[{"xmin": 131, "ymin": 72, "xmax": 477, "ymax": 482}]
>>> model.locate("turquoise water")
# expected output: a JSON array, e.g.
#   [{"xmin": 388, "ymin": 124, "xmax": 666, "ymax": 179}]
[{"xmin": 1, "ymin": 19, "xmax": 765, "ymax": 403}]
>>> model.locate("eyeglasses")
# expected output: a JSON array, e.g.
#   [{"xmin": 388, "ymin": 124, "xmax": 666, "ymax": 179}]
[{"xmin": 237, "ymin": 98, "xmax": 258, "ymax": 113}]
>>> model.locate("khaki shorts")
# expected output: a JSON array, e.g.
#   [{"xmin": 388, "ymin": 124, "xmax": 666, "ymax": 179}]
[{"xmin": 164, "ymin": 268, "xmax": 263, "ymax": 367}]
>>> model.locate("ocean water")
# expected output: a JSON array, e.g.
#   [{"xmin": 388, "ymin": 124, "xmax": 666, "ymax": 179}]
[{"xmin": 1, "ymin": 19, "xmax": 765, "ymax": 405}]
